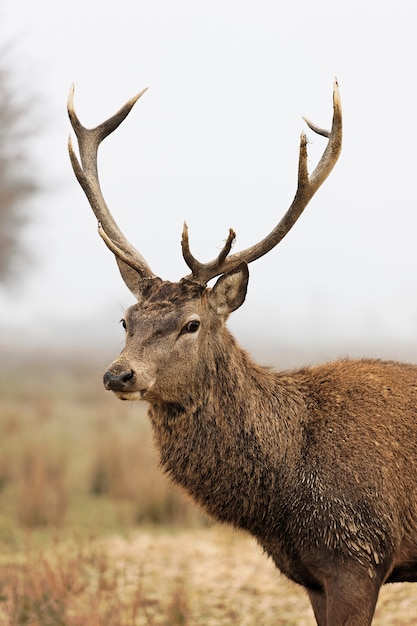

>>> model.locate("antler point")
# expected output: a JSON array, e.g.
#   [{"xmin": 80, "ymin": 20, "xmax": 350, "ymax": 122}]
[
  {"xmin": 130, "ymin": 87, "xmax": 149, "ymax": 107},
  {"xmin": 67, "ymin": 84, "xmax": 75, "ymax": 110}
]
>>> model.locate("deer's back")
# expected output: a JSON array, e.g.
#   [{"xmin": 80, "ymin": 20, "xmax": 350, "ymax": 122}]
[
  {"xmin": 302, "ymin": 358, "xmax": 417, "ymax": 440},
  {"xmin": 294, "ymin": 358, "xmax": 417, "ymax": 488}
]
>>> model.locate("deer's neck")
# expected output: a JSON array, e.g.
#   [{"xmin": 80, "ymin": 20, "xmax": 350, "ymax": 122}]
[{"xmin": 147, "ymin": 331, "xmax": 306, "ymax": 535}]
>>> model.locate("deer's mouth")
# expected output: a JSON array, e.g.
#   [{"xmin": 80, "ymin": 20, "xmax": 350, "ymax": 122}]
[
  {"xmin": 114, "ymin": 390, "xmax": 144, "ymax": 402},
  {"xmin": 113, "ymin": 384, "xmax": 158, "ymax": 402}
]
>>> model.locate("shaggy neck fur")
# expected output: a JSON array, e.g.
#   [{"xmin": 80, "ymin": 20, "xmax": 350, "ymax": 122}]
[{"xmin": 148, "ymin": 328, "xmax": 305, "ymax": 537}]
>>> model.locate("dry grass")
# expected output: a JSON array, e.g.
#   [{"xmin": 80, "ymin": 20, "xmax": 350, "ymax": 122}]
[
  {"xmin": 0, "ymin": 528, "xmax": 312, "ymax": 626},
  {"xmin": 17, "ymin": 443, "xmax": 68, "ymax": 527},
  {"xmin": 0, "ymin": 350, "xmax": 416, "ymax": 624},
  {"xmin": 0, "ymin": 528, "xmax": 415, "ymax": 625}
]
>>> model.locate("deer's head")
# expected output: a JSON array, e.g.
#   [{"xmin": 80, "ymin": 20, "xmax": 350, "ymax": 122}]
[{"xmin": 67, "ymin": 82, "xmax": 342, "ymax": 404}]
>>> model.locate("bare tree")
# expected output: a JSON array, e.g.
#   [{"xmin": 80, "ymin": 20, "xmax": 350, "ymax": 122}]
[{"xmin": 0, "ymin": 51, "xmax": 38, "ymax": 282}]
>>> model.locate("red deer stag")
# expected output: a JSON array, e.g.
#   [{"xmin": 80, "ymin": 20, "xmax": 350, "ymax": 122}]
[{"xmin": 67, "ymin": 81, "xmax": 417, "ymax": 626}]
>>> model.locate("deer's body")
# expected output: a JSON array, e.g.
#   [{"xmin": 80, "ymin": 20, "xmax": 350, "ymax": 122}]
[
  {"xmin": 68, "ymin": 82, "xmax": 417, "ymax": 624},
  {"xmin": 153, "ymin": 348, "xmax": 417, "ymax": 584}
]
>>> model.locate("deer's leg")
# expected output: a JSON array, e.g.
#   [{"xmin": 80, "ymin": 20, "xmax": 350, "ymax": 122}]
[
  {"xmin": 306, "ymin": 588, "xmax": 327, "ymax": 625},
  {"xmin": 306, "ymin": 570, "xmax": 380, "ymax": 626}
]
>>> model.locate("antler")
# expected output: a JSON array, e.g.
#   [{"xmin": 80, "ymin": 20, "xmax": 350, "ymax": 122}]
[
  {"xmin": 67, "ymin": 85, "xmax": 156, "ymax": 280},
  {"xmin": 182, "ymin": 79, "xmax": 342, "ymax": 285},
  {"xmin": 68, "ymin": 81, "xmax": 342, "ymax": 288}
]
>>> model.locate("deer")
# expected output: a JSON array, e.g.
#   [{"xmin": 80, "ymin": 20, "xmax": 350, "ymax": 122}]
[{"xmin": 67, "ymin": 80, "xmax": 417, "ymax": 626}]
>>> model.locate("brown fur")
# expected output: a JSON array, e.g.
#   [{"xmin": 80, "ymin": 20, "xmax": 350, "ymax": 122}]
[{"xmin": 103, "ymin": 274, "xmax": 417, "ymax": 626}]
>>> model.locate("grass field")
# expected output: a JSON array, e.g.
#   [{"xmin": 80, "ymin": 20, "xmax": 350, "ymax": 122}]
[{"xmin": 0, "ymin": 350, "xmax": 416, "ymax": 625}]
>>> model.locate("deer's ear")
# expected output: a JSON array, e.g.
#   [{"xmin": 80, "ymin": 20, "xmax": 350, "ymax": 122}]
[
  {"xmin": 208, "ymin": 262, "xmax": 249, "ymax": 317},
  {"xmin": 116, "ymin": 258, "xmax": 143, "ymax": 298},
  {"xmin": 116, "ymin": 258, "xmax": 161, "ymax": 302}
]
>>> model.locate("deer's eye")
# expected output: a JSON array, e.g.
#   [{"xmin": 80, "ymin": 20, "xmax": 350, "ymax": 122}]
[
  {"xmin": 120, "ymin": 318, "xmax": 127, "ymax": 331},
  {"xmin": 181, "ymin": 320, "xmax": 200, "ymax": 334}
]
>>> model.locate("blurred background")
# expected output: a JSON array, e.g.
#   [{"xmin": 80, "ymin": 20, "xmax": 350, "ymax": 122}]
[{"xmin": 0, "ymin": 0, "xmax": 416, "ymax": 364}]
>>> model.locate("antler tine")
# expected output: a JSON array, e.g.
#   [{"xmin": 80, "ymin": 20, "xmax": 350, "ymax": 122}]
[
  {"xmin": 67, "ymin": 85, "xmax": 156, "ymax": 279},
  {"xmin": 183, "ymin": 79, "xmax": 342, "ymax": 285},
  {"xmin": 182, "ymin": 223, "xmax": 237, "ymax": 285}
]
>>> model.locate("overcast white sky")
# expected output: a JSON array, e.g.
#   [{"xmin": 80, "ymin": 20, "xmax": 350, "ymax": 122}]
[{"xmin": 1, "ymin": 0, "xmax": 416, "ymax": 363}]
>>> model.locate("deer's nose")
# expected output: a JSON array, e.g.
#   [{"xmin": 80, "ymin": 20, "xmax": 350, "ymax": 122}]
[{"xmin": 103, "ymin": 369, "xmax": 134, "ymax": 391}]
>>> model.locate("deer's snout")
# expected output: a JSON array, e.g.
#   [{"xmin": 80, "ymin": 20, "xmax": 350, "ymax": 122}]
[
  {"xmin": 103, "ymin": 368, "xmax": 135, "ymax": 391},
  {"xmin": 103, "ymin": 360, "xmax": 156, "ymax": 401}
]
